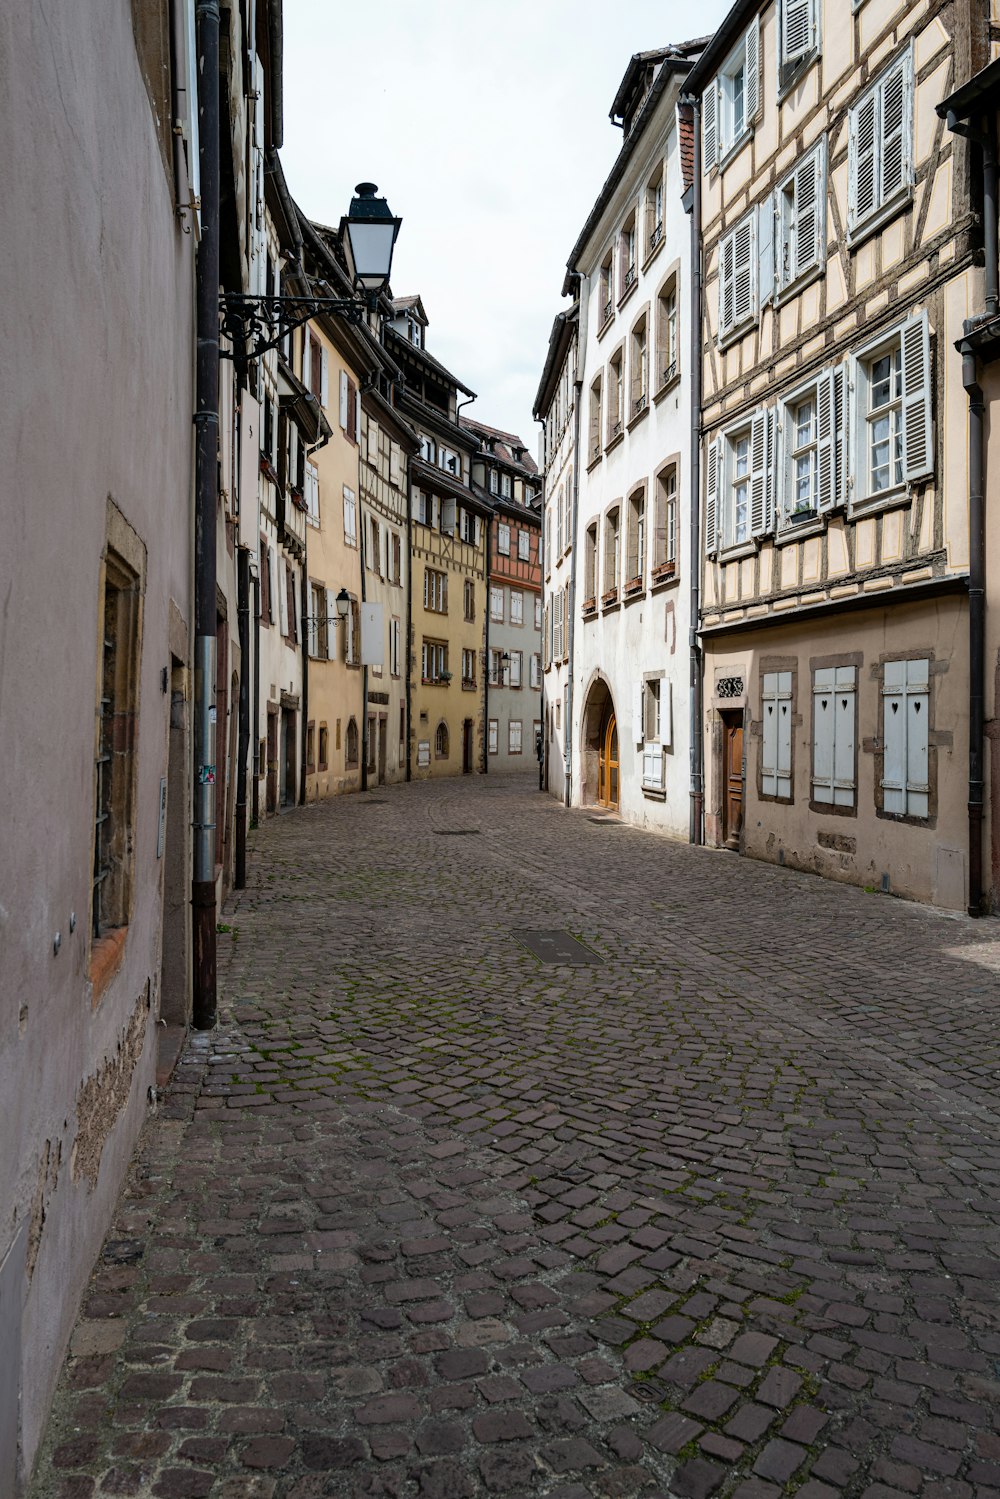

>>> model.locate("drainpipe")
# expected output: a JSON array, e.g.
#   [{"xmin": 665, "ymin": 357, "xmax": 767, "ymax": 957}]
[
  {"xmin": 564, "ymin": 374, "xmax": 582, "ymax": 808},
  {"xmin": 299, "ymin": 541, "xmax": 309, "ymax": 804},
  {"xmin": 537, "ymin": 415, "xmax": 549, "ymax": 794},
  {"xmin": 483, "ymin": 513, "xmax": 492, "ymax": 773},
  {"xmin": 234, "ymin": 546, "xmax": 250, "ymax": 887},
  {"xmin": 360, "ymin": 465, "xmax": 369, "ymax": 793},
  {"xmin": 405, "ymin": 456, "xmax": 413, "ymax": 782},
  {"xmin": 192, "ymin": 0, "xmax": 220, "ymax": 1031},
  {"xmin": 682, "ymin": 93, "xmax": 704, "ymax": 846},
  {"xmin": 963, "ymin": 347, "xmax": 986, "ymax": 916},
  {"xmin": 252, "ymin": 568, "xmax": 260, "ymax": 826}
]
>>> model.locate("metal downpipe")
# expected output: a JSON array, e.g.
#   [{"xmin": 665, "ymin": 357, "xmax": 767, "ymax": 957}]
[{"xmin": 963, "ymin": 349, "xmax": 986, "ymax": 916}]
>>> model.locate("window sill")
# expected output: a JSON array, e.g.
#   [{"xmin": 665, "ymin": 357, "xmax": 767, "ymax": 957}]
[
  {"xmin": 623, "ymin": 579, "xmax": 645, "ymax": 603},
  {"xmin": 847, "ymin": 189, "xmax": 913, "ymax": 253},
  {"xmin": 582, "ymin": 598, "xmax": 597, "ymax": 617},
  {"xmin": 605, "ymin": 429, "xmax": 625, "ymax": 456},
  {"xmin": 641, "ymin": 783, "xmax": 667, "ymax": 800},
  {"xmin": 773, "ymin": 263, "xmax": 825, "ymax": 309},
  {"xmin": 717, "ymin": 318, "xmax": 757, "ymax": 352},
  {"xmin": 651, "ymin": 564, "xmax": 679, "ymax": 590},
  {"xmin": 90, "ymin": 926, "xmax": 128, "ymax": 1006},
  {"xmin": 641, "ymin": 235, "xmax": 665, "ymax": 275},
  {"xmin": 848, "ymin": 486, "xmax": 911, "ymax": 522},
  {"xmin": 654, "ymin": 371, "xmax": 681, "ymax": 404},
  {"xmin": 717, "ymin": 541, "xmax": 758, "ymax": 563},
  {"xmin": 716, "ymin": 124, "xmax": 755, "ymax": 176},
  {"xmin": 777, "ymin": 50, "xmax": 819, "ymax": 104},
  {"xmin": 462, "ymin": 681, "xmax": 477, "ymax": 691},
  {"xmin": 627, "ymin": 401, "xmax": 650, "ymax": 431},
  {"xmin": 617, "ymin": 277, "xmax": 638, "ymax": 311},
  {"xmin": 587, "ymin": 451, "xmax": 603, "ymax": 472},
  {"xmin": 775, "ymin": 514, "xmax": 825, "ymax": 545},
  {"xmin": 596, "ymin": 310, "xmax": 615, "ymax": 341}
]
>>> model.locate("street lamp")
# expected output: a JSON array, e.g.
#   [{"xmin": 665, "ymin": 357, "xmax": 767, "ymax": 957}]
[
  {"xmin": 335, "ymin": 588, "xmax": 351, "ymax": 621},
  {"xmin": 220, "ymin": 182, "xmax": 401, "ymax": 360}
]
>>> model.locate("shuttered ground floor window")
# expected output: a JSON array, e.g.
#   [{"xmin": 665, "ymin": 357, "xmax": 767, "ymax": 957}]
[{"xmin": 93, "ymin": 545, "xmax": 143, "ymax": 940}]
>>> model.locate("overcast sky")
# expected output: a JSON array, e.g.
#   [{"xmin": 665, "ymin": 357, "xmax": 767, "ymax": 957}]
[{"xmin": 282, "ymin": 1, "xmax": 734, "ymax": 454}]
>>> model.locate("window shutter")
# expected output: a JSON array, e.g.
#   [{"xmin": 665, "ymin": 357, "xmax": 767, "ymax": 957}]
[
  {"xmin": 278, "ymin": 561, "xmax": 288, "ymax": 636},
  {"xmin": 325, "ymin": 588, "xmax": 335, "ymax": 659},
  {"xmin": 749, "ymin": 410, "xmax": 769, "ymax": 537},
  {"xmin": 705, "ymin": 437, "xmax": 720, "ymax": 555},
  {"xmin": 901, "ymin": 311, "xmax": 932, "ymax": 480},
  {"xmin": 762, "ymin": 671, "xmax": 792, "ymax": 797},
  {"xmin": 758, "ymin": 191, "xmax": 775, "ymax": 307},
  {"xmin": 832, "ymin": 667, "xmax": 856, "ymax": 806},
  {"xmin": 744, "ymin": 17, "xmax": 760, "ymax": 125},
  {"xmin": 881, "ymin": 659, "xmax": 907, "ymax": 813},
  {"xmin": 303, "ymin": 324, "xmax": 311, "ymax": 389},
  {"xmin": 441, "ymin": 497, "xmax": 456, "ymax": 535},
  {"xmin": 339, "ymin": 370, "xmax": 349, "ymax": 430},
  {"xmin": 320, "ymin": 348, "xmax": 329, "ymax": 410},
  {"xmin": 308, "ymin": 586, "xmax": 318, "ymax": 657},
  {"xmin": 880, "ymin": 53, "xmax": 909, "ymax": 205},
  {"xmin": 703, "ymin": 78, "xmax": 719, "ymax": 171},
  {"xmin": 904, "ymin": 658, "xmax": 929, "ymax": 817},
  {"xmin": 812, "ymin": 666, "xmax": 836, "ymax": 802},
  {"xmin": 816, "ymin": 369, "xmax": 836, "ymax": 512},
  {"xmin": 355, "ymin": 391, "xmax": 362, "ymax": 445},
  {"xmin": 849, "ymin": 88, "xmax": 877, "ymax": 234},
  {"xmin": 663, "ymin": 679, "xmax": 674, "ymax": 750},
  {"xmin": 794, "ymin": 150, "xmax": 820, "ymax": 279},
  {"xmin": 732, "ymin": 214, "xmax": 756, "ymax": 330},
  {"xmin": 642, "ymin": 747, "xmax": 664, "ymax": 790},
  {"xmin": 634, "ymin": 682, "xmax": 645, "ymax": 747},
  {"xmin": 782, "ymin": 0, "xmax": 813, "ymax": 63},
  {"xmin": 836, "ymin": 360, "xmax": 849, "ymax": 507},
  {"xmin": 719, "ymin": 232, "xmax": 734, "ymax": 337}
]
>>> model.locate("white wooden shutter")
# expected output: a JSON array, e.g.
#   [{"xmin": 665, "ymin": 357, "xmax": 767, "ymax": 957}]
[
  {"xmin": 705, "ymin": 437, "xmax": 721, "ymax": 555},
  {"xmin": 750, "ymin": 410, "xmax": 769, "ymax": 537},
  {"xmin": 303, "ymin": 324, "xmax": 312, "ymax": 390},
  {"xmin": 849, "ymin": 87, "xmax": 878, "ymax": 233},
  {"xmin": 732, "ymin": 213, "xmax": 756, "ymax": 330},
  {"xmin": 441, "ymin": 497, "xmax": 456, "ymax": 535},
  {"xmin": 813, "ymin": 666, "xmax": 855, "ymax": 805},
  {"xmin": 758, "ymin": 192, "xmax": 775, "ymax": 307},
  {"xmin": 794, "ymin": 148, "xmax": 821, "ymax": 279},
  {"xmin": 719, "ymin": 231, "xmax": 735, "ymax": 337},
  {"xmin": 633, "ymin": 681, "xmax": 645, "ymax": 747},
  {"xmin": 325, "ymin": 588, "xmax": 336, "ymax": 659},
  {"xmin": 744, "ymin": 18, "xmax": 760, "ymax": 125},
  {"xmin": 782, "ymin": 0, "xmax": 814, "ymax": 64},
  {"xmin": 901, "ymin": 311, "xmax": 932, "ymax": 480},
  {"xmin": 835, "ymin": 360, "xmax": 849, "ymax": 508},
  {"xmin": 703, "ymin": 78, "xmax": 719, "ymax": 172},
  {"xmin": 663, "ymin": 678, "xmax": 674, "ymax": 750},
  {"xmin": 762, "ymin": 671, "xmax": 792, "ymax": 797},
  {"xmin": 278, "ymin": 560, "xmax": 288, "ymax": 636},
  {"xmin": 880, "ymin": 53, "xmax": 910, "ymax": 205},
  {"xmin": 307, "ymin": 585, "xmax": 318, "ymax": 657},
  {"xmin": 642, "ymin": 747, "xmax": 664, "ymax": 790},
  {"xmin": 882, "ymin": 659, "xmax": 906, "ymax": 813},
  {"xmin": 816, "ymin": 370, "xmax": 836, "ymax": 513},
  {"xmin": 355, "ymin": 395, "xmax": 362, "ymax": 445},
  {"xmin": 268, "ymin": 548, "xmax": 277, "ymax": 625},
  {"xmin": 905, "ymin": 658, "xmax": 930, "ymax": 817},
  {"xmin": 339, "ymin": 370, "xmax": 349, "ymax": 430},
  {"xmin": 320, "ymin": 348, "xmax": 329, "ymax": 410}
]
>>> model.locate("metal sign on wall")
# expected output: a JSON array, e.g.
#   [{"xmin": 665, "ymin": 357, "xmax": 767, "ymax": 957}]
[{"xmin": 360, "ymin": 602, "xmax": 384, "ymax": 667}]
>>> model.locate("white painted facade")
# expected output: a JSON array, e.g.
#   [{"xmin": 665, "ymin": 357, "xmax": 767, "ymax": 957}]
[{"xmin": 538, "ymin": 312, "xmax": 577, "ymax": 801}]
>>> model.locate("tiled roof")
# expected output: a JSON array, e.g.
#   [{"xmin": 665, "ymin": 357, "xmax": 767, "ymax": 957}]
[
  {"xmin": 677, "ymin": 99, "xmax": 695, "ymax": 194},
  {"xmin": 461, "ymin": 416, "xmax": 539, "ymax": 477}
]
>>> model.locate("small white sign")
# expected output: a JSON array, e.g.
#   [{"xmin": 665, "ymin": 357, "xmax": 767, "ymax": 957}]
[
  {"xmin": 417, "ymin": 740, "xmax": 430, "ymax": 767},
  {"xmin": 156, "ymin": 778, "xmax": 167, "ymax": 858},
  {"xmin": 360, "ymin": 602, "xmax": 384, "ymax": 667}
]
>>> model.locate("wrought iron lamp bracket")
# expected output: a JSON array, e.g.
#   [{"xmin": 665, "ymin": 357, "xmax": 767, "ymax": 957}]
[{"xmin": 218, "ymin": 292, "xmax": 371, "ymax": 360}]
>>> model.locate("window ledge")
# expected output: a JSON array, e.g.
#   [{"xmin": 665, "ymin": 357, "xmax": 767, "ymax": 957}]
[
  {"xmin": 587, "ymin": 451, "xmax": 603, "ymax": 473},
  {"xmin": 651, "ymin": 565, "xmax": 680, "ymax": 590},
  {"xmin": 777, "ymin": 50, "xmax": 819, "ymax": 104},
  {"xmin": 775, "ymin": 514, "xmax": 825, "ymax": 545},
  {"xmin": 718, "ymin": 541, "xmax": 758, "ymax": 563},
  {"xmin": 617, "ymin": 278, "xmax": 638, "ymax": 311},
  {"xmin": 848, "ymin": 486, "xmax": 911, "ymax": 521},
  {"xmin": 773, "ymin": 263, "xmax": 825, "ymax": 309},
  {"xmin": 582, "ymin": 598, "xmax": 598, "ymax": 617},
  {"xmin": 90, "ymin": 926, "xmax": 128, "ymax": 1006},
  {"xmin": 627, "ymin": 401, "xmax": 650, "ymax": 431},
  {"xmin": 717, "ymin": 124, "xmax": 755, "ymax": 175},
  {"xmin": 654, "ymin": 371, "xmax": 681, "ymax": 404},
  {"xmin": 717, "ymin": 318, "xmax": 757, "ymax": 352},
  {"xmin": 623, "ymin": 579, "xmax": 646, "ymax": 603},
  {"xmin": 641, "ymin": 236, "xmax": 665, "ymax": 275},
  {"xmin": 847, "ymin": 188, "xmax": 913, "ymax": 253},
  {"xmin": 641, "ymin": 784, "xmax": 667, "ymax": 800},
  {"xmin": 605, "ymin": 429, "xmax": 625, "ymax": 456},
  {"xmin": 596, "ymin": 309, "xmax": 615, "ymax": 341}
]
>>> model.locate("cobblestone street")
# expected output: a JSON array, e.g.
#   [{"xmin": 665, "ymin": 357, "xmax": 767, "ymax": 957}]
[{"xmin": 32, "ymin": 776, "xmax": 1000, "ymax": 1499}]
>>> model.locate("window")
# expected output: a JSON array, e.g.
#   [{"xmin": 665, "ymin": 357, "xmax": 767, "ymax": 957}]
[
  {"xmin": 534, "ymin": 595, "xmax": 542, "ymax": 630},
  {"xmin": 509, "ymin": 651, "xmax": 523, "ymax": 688},
  {"xmin": 790, "ymin": 395, "xmax": 818, "ymax": 515},
  {"xmin": 718, "ymin": 211, "xmax": 756, "ymax": 341},
  {"xmin": 530, "ymin": 653, "xmax": 541, "ymax": 689},
  {"xmin": 552, "ymin": 588, "xmax": 564, "ymax": 661},
  {"xmin": 645, "ymin": 166, "xmax": 665, "ymax": 258},
  {"xmin": 464, "ymin": 579, "xmax": 475, "ymax": 621},
  {"xmin": 518, "ymin": 529, "xmax": 530, "ymax": 561},
  {"xmin": 778, "ymin": 0, "xmax": 819, "ymax": 92},
  {"xmin": 656, "ymin": 277, "xmax": 679, "ymax": 389},
  {"xmin": 545, "ymin": 508, "xmax": 553, "ymax": 572},
  {"xmin": 343, "ymin": 484, "xmax": 358, "ymax": 546},
  {"xmin": 508, "ymin": 721, "xmax": 523, "ymax": 754},
  {"xmin": 653, "ymin": 466, "xmax": 677, "ymax": 576},
  {"xmin": 761, "ymin": 670, "xmax": 793, "ymax": 799},
  {"xmin": 424, "ymin": 568, "xmax": 447, "ymax": 613},
  {"xmin": 346, "ymin": 717, "xmax": 359, "ymax": 767},
  {"xmin": 501, "ymin": 474, "xmax": 512, "ymax": 499},
  {"xmin": 555, "ymin": 486, "xmax": 564, "ymax": 555},
  {"xmin": 630, "ymin": 314, "xmax": 649, "ymax": 418},
  {"xmin": 775, "ymin": 141, "xmax": 825, "ymax": 296},
  {"xmin": 589, "ymin": 376, "xmax": 603, "ymax": 462},
  {"xmin": 881, "ymin": 658, "xmax": 929, "ymax": 818},
  {"xmin": 390, "ymin": 616, "xmax": 401, "ymax": 677},
  {"xmin": 422, "ymin": 640, "xmax": 448, "ymax": 683},
  {"xmin": 435, "ymin": 721, "xmax": 449, "ymax": 758},
  {"xmin": 489, "ymin": 468, "xmax": 499, "ymax": 494},
  {"xmin": 259, "ymin": 537, "xmax": 272, "ymax": 622},
  {"xmin": 599, "ymin": 251, "xmax": 614, "ymax": 326},
  {"xmin": 318, "ymin": 723, "xmax": 329, "ymax": 771},
  {"xmin": 490, "ymin": 585, "xmax": 505, "ymax": 622},
  {"xmin": 851, "ymin": 314, "xmax": 931, "ymax": 504},
  {"xmin": 92, "ymin": 543, "xmax": 142, "ymax": 940},
  {"xmin": 304, "ymin": 461, "xmax": 320, "ymax": 526},
  {"xmin": 413, "ymin": 488, "xmax": 431, "ymax": 527},
  {"xmin": 607, "ymin": 351, "xmax": 624, "ymax": 443},
  {"xmin": 306, "ymin": 721, "xmax": 316, "ymax": 773},
  {"xmin": 641, "ymin": 678, "xmax": 667, "ymax": 792},
  {"xmin": 603, "ymin": 507, "xmax": 620, "ymax": 598},
  {"xmin": 542, "ymin": 604, "xmax": 550, "ymax": 668},
  {"xmin": 369, "ymin": 515, "xmax": 381, "ymax": 575},
  {"xmin": 619, "ymin": 213, "xmax": 637, "ymax": 300},
  {"xmin": 488, "ymin": 719, "xmax": 499, "ymax": 754},
  {"xmin": 626, "ymin": 488, "xmax": 646, "ymax": 591},
  {"xmin": 498, "ymin": 521, "xmax": 511, "ymax": 556},
  {"xmin": 813, "ymin": 666, "xmax": 856, "ymax": 808},
  {"xmin": 460, "ymin": 507, "xmax": 477, "ymax": 544},
  {"xmin": 729, "ymin": 430, "xmax": 751, "ymax": 546},
  {"xmin": 345, "ymin": 597, "xmax": 360, "ymax": 666},
  {"xmin": 706, "ymin": 412, "xmax": 774, "ymax": 554},
  {"xmin": 399, "ymin": 702, "xmax": 405, "ymax": 748},
  {"xmin": 510, "ymin": 590, "xmax": 523, "ymax": 626},
  {"xmin": 703, "ymin": 21, "xmax": 759, "ymax": 169},
  {"xmin": 339, "ymin": 372, "xmax": 359, "ymax": 444},
  {"xmin": 489, "ymin": 647, "xmax": 503, "ymax": 685},
  {"xmin": 309, "ymin": 582, "xmax": 328, "ymax": 658},
  {"xmin": 584, "ymin": 522, "xmax": 598, "ymax": 604},
  {"xmin": 848, "ymin": 49, "xmax": 913, "ymax": 241},
  {"xmin": 462, "ymin": 648, "xmax": 477, "ymax": 688},
  {"xmin": 391, "ymin": 531, "xmax": 401, "ymax": 585}
]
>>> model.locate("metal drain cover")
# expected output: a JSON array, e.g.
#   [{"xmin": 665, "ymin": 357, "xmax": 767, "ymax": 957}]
[
  {"xmin": 512, "ymin": 929, "xmax": 601, "ymax": 965},
  {"xmin": 435, "ymin": 829, "xmax": 480, "ymax": 836}
]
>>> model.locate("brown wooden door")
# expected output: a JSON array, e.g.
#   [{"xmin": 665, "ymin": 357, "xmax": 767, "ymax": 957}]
[
  {"xmin": 598, "ymin": 711, "xmax": 619, "ymax": 809},
  {"xmin": 723, "ymin": 713, "xmax": 744, "ymax": 848},
  {"xmin": 463, "ymin": 719, "xmax": 473, "ymax": 773}
]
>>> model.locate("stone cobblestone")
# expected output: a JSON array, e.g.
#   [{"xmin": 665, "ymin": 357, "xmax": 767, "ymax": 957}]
[{"xmin": 29, "ymin": 776, "xmax": 1000, "ymax": 1497}]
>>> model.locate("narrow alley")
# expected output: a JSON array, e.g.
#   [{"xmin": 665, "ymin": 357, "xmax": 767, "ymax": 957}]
[{"xmin": 31, "ymin": 778, "xmax": 1000, "ymax": 1498}]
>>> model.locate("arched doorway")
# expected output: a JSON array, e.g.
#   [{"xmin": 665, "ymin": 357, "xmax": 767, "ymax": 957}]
[{"xmin": 581, "ymin": 677, "xmax": 618, "ymax": 809}]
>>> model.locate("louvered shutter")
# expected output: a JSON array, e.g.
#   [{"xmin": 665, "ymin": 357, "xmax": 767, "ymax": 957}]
[
  {"xmin": 836, "ymin": 360, "xmax": 849, "ymax": 507},
  {"xmin": 719, "ymin": 232, "xmax": 735, "ymax": 337},
  {"xmin": 325, "ymin": 588, "xmax": 335, "ymax": 659},
  {"xmin": 849, "ymin": 88, "xmax": 878, "ymax": 233},
  {"xmin": 758, "ymin": 192, "xmax": 775, "ymax": 307},
  {"xmin": 794, "ymin": 149, "xmax": 821, "ymax": 278},
  {"xmin": 320, "ymin": 348, "xmax": 329, "ymax": 410},
  {"xmin": 307, "ymin": 585, "xmax": 318, "ymax": 657},
  {"xmin": 880, "ymin": 54, "xmax": 909, "ymax": 205},
  {"xmin": 339, "ymin": 370, "xmax": 348, "ymax": 430},
  {"xmin": 703, "ymin": 78, "xmax": 719, "ymax": 171},
  {"xmin": 705, "ymin": 438, "xmax": 721, "ymax": 555},
  {"xmin": 782, "ymin": 0, "xmax": 813, "ymax": 64},
  {"xmin": 744, "ymin": 18, "xmax": 760, "ymax": 125},
  {"xmin": 816, "ymin": 370, "xmax": 836, "ymax": 512},
  {"xmin": 268, "ymin": 549, "xmax": 277, "ymax": 625},
  {"xmin": 303, "ymin": 324, "xmax": 311, "ymax": 390},
  {"xmin": 634, "ymin": 682, "xmax": 645, "ymax": 747},
  {"xmin": 732, "ymin": 213, "xmax": 756, "ymax": 330},
  {"xmin": 749, "ymin": 410, "xmax": 769, "ymax": 537},
  {"xmin": 764, "ymin": 408, "xmax": 778, "ymax": 534},
  {"xmin": 901, "ymin": 311, "xmax": 932, "ymax": 480},
  {"xmin": 278, "ymin": 560, "xmax": 288, "ymax": 636},
  {"xmin": 355, "ymin": 389, "xmax": 362, "ymax": 445}
]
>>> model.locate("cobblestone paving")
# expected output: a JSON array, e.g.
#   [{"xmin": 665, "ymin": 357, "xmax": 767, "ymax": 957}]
[{"xmin": 32, "ymin": 776, "xmax": 1000, "ymax": 1499}]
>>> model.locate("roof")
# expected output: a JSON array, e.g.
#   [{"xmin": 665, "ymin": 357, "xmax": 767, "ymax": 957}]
[
  {"xmin": 683, "ymin": 1, "xmax": 760, "ymax": 96},
  {"xmin": 390, "ymin": 294, "xmax": 428, "ymax": 323},
  {"xmin": 533, "ymin": 305, "xmax": 579, "ymax": 420},
  {"xmin": 385, "ymin": 323, "xmax": 476, "ymax": 398},
  {"xmin": 936, "ymin": 55, "xmax": 1000, "ymax": 119},
  {"xmin": 609, "ymin": 39, "xmax": 708, "ymax": 129},
  {"xmin": 469, "ymin": 481, "xmax": 542, "ymax": 523},
  {"xmin": 566, "ymin": 44, "xmax": 703, "ymax": 272},
  {"xmin": 460, "ymin": 416, "xmax": 539, "ymax": 476},
  {"xmin": 410, "ymin": 456, "xmax": 494, "ymax": 515}
]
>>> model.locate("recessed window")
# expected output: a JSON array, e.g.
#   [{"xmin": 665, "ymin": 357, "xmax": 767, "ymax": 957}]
[
  {"xmin": 603, "ymin": 507, "xmax": 621, "ymax": 599},
  {"xmin": 589, "ymin": 376, "xmax": 603, "ymax": 462},
  {"xmin": 626, "ymin": 488, "xmax": 646, "ymax": 592},
  {"xmin": 645, "ymin": 166, "xmax": 665, "ymax": 258},
  {"xmin": 656, "ymin": 276, "xmax": 679, "ymax": 389},
  {"xmin": 703, "ymin": 20, "xmax": 759, "ymax": 170},
  {"xmin": 599, "ymin": 252, "xmax": 614, "ymax": 327},
  {"xmin": 346, "ymin": 717, "xmax": 359, "ymax": 767},
  {"xmin": 421, "ymin": 640, "xmax": 448, "ymax": 682},
  {"xmin": 435, "ymin": 721, "xmax": 449, "ymax": 759},
  {"xmin": 92, "ymin": 546, "xmax": 142, "ymax": 941},
  {"xmin": 630, "ymin": 314, "xmax": 649, "ymax": 419},
  {"xmin": 653, "ymin": 466, "xmax": 678, "ymax": 577},
  {"xmin": 424, "ymin": 568, "xmax": 447, "ymax": 613},
  {"xmin": 850, "ymin": 314, "xmax": 931, "ymax": 506},
  {"xmin": 848, "ymin": 49, "xmax": 913, "ymax": 241},
  {"xmin": 619, "ymin": 213, "xmax": 637, "ymax": 300},
  {"xmin": 607, "ymin": 352, "xmax": 624, "ymax": 444},
  {"xmin": 584, "ymin": 522, "xmax": 598, "ymax": 606},
  {"xmin": 730, "ymin": 431, "xmax": 751, "ymax": 547}
]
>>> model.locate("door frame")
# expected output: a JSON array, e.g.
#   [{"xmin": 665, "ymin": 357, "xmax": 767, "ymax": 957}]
[
  {"xmin": 598, "ymin": 709, "xmax": 619, "ymax": 809},
  {"xmin": 720, "ymin": 707, "xmax": 745, "ymax": 851}
]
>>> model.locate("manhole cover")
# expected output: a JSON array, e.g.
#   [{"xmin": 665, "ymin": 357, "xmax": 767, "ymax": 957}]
[
  {"xmin": 512, "ymin": 929, "xmax": 601, "ymax": 965},
  {"xmin": 435, "ymin": 829, "xmax": 480, "ymax": 836}
]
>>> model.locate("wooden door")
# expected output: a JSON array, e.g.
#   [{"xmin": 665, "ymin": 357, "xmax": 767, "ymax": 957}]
[
  {"xmin": 723, "ymin": 713, "xmax": 744, "ymax": 848},
  {"xmin": 599, "ymin": 711, "xmax": 619, "ymax": 809},
  {"xmin": 462, "ymin": 719, "xmax": 473, "ymax": 774},
  {"xmin": 266, "ymin": 710, "xmax": 278, "ymax": 816}
]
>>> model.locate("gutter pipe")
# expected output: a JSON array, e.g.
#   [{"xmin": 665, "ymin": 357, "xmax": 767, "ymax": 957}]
[
  {"xmin": 234, "ymin": 546, "xmax": 250, "ymax": 887},
  {"xmin": 564, "ymin": 371, "xmax": 582, "ymax": 809},
  {"xmin": 962, "ymin": 348, "xmax": 986, "ymax": 917},
  {"xmin": 682, "ymin": 93, "xmax": 705, "ymax": 846}
]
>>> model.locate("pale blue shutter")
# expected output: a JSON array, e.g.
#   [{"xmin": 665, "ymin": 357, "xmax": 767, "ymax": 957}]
[
  {"xmin": 703, "ymin": 79, "xmax": 718, "ymax": 171},
  {"xmin": 832, "ymin": 667, "xmax": 856, "ymax": 806},
  {"xmin": 817, "ymin": 370, "xmax": 836, "ymax": 512},
  {"xmin": 880, "ymin": 53, "xmax": 910, "ymax": 205},
  {"xmin": 905, "ymin": 658, "xmax": 929, "ymax": 817},
  {"xmin": 758, "ymin": 192, "xmax": 775, "ymax": 307},
  {"xmin": 849, "ymin": 87, "xmax": 878, "ymax": 233},
  {"xmin": 813, "ymin": 667, "xmax": 836, "ymax": 802},
  {"xmin": 705, "ymin": 438, "xmax": 721, "ymax": 555},
  {"xmin": 750, "ymin": 410, "xmax": 769, "ymax": 536},
  {"xmin": 745, "ymin": 18, "xmax": 760, "ymax": 125},
  {"xmin": 882, "ymin": 659, "xmax": 907, "ymax": 812},
  {"xmin": 901, "ymin": 312, "xmax": 932, "ymax": 480},
  {"xmin": 325, "ymin": 588, "xmax": 335, "ymax": 659}
]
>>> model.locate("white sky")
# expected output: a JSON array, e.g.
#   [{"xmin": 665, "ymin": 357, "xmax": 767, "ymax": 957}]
[{"xmin": 281, "ymin": 0, "xmax": 734, "ymax": 453}]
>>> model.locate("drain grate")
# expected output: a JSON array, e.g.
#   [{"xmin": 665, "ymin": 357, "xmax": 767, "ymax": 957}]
[
  {"xmin": 435, "ymin": 828, "xmax": 480, "ymax": 836},
  {"xmin": 512, "ymin": 929, "xmax": 601, "ymax": 965}
]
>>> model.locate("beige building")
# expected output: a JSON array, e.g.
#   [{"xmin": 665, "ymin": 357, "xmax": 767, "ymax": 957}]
[{"xmin": 687, "ymin": 0, "xmax": 987, "ymax": 910}]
